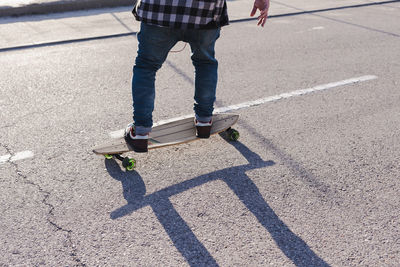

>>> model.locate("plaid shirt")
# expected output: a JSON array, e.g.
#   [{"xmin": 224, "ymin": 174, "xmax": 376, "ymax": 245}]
[{"xmin": 132, "ymin": 0, "xmax": 229, "ymax": 29}]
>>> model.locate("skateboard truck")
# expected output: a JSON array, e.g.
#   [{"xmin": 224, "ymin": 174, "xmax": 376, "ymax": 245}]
[{"xmin": 105, "ymin": 154, "xmax": 136, "ymax": 171}]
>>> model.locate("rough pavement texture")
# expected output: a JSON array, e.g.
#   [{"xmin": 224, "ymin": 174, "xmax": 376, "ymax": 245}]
[{"xmin": 1, "ymin": 0, "xmax": 399, "ymax": 266}]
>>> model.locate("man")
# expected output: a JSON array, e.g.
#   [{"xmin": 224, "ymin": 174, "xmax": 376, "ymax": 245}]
[{"xmin": 126, "ymin": 0, "xmax": 270, "ymax": 152}]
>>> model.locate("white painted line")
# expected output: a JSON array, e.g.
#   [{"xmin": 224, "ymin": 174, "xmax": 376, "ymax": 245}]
[
  {"xmin": 11, "ymin": 151, "xmax": 34, "ymax": 162},
  {"xmin": 0, "ymin": 154, "xmax": 11, "ymax": 164},
  {"xmin": 214, "ymin": 75, "xmax": 377, "ymax": 113},
  {"xmin": 0, "ymin": 151, "xmax": 34, "ymax": 165},
  {"xmin": 109, "ymin": 129, "xmax": 125, "ymax": 139},
  {"xmin": 311, "ymin": 26, "xmax": 325, "ymax": 30},
  {"xmin": 153, "ymin": 115, "xmax": 195, "ymax": 127},
  {"xmin": 109, "ymin": 75, "xmax": 377, "ymax": 138}
]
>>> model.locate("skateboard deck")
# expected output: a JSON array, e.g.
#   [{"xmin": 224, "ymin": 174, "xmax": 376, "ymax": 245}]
[{"xmin": 93, "ymin": 113, "xmax": 239, "ymax": 158}]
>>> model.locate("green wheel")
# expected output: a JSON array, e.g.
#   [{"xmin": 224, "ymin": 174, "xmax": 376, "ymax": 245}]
[
  {"xmin": 104, "ymin": 154, "xmax": 113, "ymax": 160},
  {"xmin": 228, "ymin": 128, "xmax": 240, "ymax": 141},
  {"xmin": 126, "ymin": 159, "xmax": 136, "ymax": 171},
  {"xmin": 122, "ymin": 157, "xmax": 136, "ymax": 171}
]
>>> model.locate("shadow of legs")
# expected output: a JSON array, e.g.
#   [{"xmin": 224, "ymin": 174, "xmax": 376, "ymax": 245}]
[
  {"xmin": 224, "ymin": 174, "xmax": 330, "ymax": 267},
  {"xmin": 106, "ymin": 140, "xmax": 329, "ymax": 266},
  {"xmin": 151, "ymin": 197, "xmax": 218, "ymax": 266}
]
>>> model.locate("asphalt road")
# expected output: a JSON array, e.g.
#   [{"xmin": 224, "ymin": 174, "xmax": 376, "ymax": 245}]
[{"xmin": 1, "ymin": 0, "xmax": 400, "ymax": 266}]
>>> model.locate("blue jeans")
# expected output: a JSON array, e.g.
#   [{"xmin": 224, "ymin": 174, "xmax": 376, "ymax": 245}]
[{"xmin": 131, "ymin": 22, "xmax": 221, "ymax": 134}]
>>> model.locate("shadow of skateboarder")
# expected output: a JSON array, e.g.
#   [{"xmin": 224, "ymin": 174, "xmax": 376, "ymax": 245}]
[{"xmin": 106, "ymin": 139, "xmax": 330, "ymax": 267}]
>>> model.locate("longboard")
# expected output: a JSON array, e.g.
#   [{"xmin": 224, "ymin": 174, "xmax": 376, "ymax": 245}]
[{"xmin": 93, "ymin": 113, "xmax": 239, "ymax": 170}]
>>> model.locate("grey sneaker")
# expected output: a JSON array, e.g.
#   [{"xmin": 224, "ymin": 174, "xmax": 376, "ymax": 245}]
[
  {"xmin": 195, "ymin": 119, "xmax": 212, "ymax": 139},
  {"xmin": 124, "ymin": 124, "xmax": 149, "ymax": 153}
]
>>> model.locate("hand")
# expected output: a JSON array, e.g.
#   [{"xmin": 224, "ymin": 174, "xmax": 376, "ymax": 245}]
[{"xmin": 250, "ymin": 0, "xmax": 270, "ymax": 27}]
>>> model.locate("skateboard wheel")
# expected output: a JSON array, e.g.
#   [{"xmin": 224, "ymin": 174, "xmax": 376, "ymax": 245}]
[
  {"xmin": 122, "ymin": 157, "xmax": 136, "ymax": 171},
  {"xmin": 104, "ymin": 154, "xmax": 113, "ymax": 160},
  {"xmin": 126, "ymin": 159, "xmax": 136, "ymax": 171},
  {"xmin": 228, "ymin": 128, "xmax": 240, "ymax": 141}
]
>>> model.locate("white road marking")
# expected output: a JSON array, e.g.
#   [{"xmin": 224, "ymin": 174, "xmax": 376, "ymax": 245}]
[
  {"xmin": 0, "ymin": 151, "xmax": 34, "ymax": 164},
  {"xmin": 11, "ymin": 151, "xmax": 35, "ymax": 162},
  {"xmin": 311, "ymin": 26, "xmax": 325, "ymax": 30},
  {"xmin": 109, "ymin": 75, "xmax": 377, "ymax": 138},
  {"xmin": 0, "ymin": 154, "xmax": 11, "ymax": 164},
  {"xmin": 109, "ymin": 129, "xmax": 125, "ymax": 139},
  {"xmin": 214, "ymin": 75, "xmax": 377, "ymax": 113}
]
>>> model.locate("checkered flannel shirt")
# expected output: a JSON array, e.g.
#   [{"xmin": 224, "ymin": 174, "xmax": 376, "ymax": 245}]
[{"xmin": 132, "ymin": 0, "xmax": 229, "ymax": 29}]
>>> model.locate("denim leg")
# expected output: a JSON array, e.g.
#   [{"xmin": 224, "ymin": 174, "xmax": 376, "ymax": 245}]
[
  {"xmin": 132, "ymin": 23, "xmax": 178, "ymax": 129},
  {"xmin": 186, "ymin": 28, "xmax": 221, "ymax": 121}
]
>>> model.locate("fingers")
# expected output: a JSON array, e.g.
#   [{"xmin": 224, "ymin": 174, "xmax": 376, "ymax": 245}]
[
  {"xmin": 251, "ymin": 0, "xmax": 269, "ymax": 26},
  {"xmin": 257, "ymin": 9, "xmax": 268, "ymax": 27},
  {"xmin": 250, "ymin": 5, "xmax": 257, "ymax": 17}
]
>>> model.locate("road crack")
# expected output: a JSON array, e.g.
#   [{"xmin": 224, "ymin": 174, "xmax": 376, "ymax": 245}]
[{"xmin": 1, "ymin": 143, "xmax": 85, "ymax": 266}]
